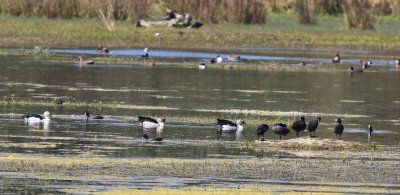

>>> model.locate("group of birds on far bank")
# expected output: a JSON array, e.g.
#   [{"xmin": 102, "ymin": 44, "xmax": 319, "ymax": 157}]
[
  {"xmin": 21, "ymin": 108, "xmax": 374, "ymax": 142},
  {"xmin": 78, "ymin": 46, "xmax": 400, "ymax": 71}
]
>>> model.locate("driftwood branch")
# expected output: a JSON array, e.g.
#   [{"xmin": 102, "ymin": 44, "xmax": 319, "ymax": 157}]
[{"xmin": 136, "ymin": 8, "xmax": 203, "ymax": 29}]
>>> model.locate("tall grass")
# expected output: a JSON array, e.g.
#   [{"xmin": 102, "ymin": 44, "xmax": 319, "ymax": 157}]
[
  {"xmin": 342, "ymin": 0, "xmax": 376, "ymax": 30},
  {"xmin": 296, "ymin": 0, "xmax": 315, "ymax": 25},
  {"xmin": 268, "ymin": 0, "xmax": 400, "ymax": 17},
  {"xmin": 390, "ymin": 0, "xmax": 400, "ymax": 17},
  {"xmin": 313, "ymin": 0, "xmax": 342, "ymax": 16},
  {"xmin": 0, "ymin": 0, "xmax": 150, "ymax": 21},
  {"xmin": 163, "ymin": 0, "xmax": 267, "ymax": 24}
]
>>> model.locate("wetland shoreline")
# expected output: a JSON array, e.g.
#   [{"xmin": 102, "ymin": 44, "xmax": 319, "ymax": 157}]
[
  {"xmin": 0, "ymin": 144, "xmax": 399, "ymax": 194},
  {"xmin": 1, "ymin": 14, "xmax": 400, "ymax": 51}
]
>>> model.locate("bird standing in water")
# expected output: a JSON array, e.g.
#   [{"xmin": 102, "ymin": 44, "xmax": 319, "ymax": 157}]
[
  {"xmin": 334, "ymin": 118, "xmax": 344, "ymax": 140},
  {"xmin": 256, "ymin": 124, "xmax": 269, "ymax": 141},
  {"xmin": 291, "ymin": 116, "xmax": 306, "ymax": 137},
  {"xmin": 142, "ymin": 46, "xmax": 150, "ymax": 57},
  {"xmin": 332, "ymin": 53, "xmax": 341, "ymax": 63},
  {"xmin": 272, "ymin": 123, "xmax": 290, "ymax": 140},
  {"xmin": 307, "ymin": 117, "xmax": 321, "ymax": 137}
]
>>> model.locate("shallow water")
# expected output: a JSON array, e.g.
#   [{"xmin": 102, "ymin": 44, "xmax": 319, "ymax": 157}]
[{"xmin": 0, "ymin": 47, "xmax": 399, "ymax": 193}]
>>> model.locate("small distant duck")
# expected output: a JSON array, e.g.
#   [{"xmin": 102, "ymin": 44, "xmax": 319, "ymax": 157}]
[
  {"xmin": 84, "ymin": 111, "xmax": 104, "ymax": 120},
  {"xmin": 272, "ymin": 123, "xmax": 290, "ymax": 140},
  {"xmin": 256, "ymin": 124, "xmax": 269, "ymax": 141},
  {"xmin": 300, "ymin": 62, "xmax": 306, "ymax": 66},
  {"xmin": 22, "ymin": 111, "xmax": 52, "ymax": 123},
  {"xmin": 210, "ymin": 58, "xmax": 216, "ymax": 63},
  {"xmin": 78, "ymin": 56, "xmax": 95, "ymax": 65},
  {"xmin": 349, "ymin": 66, "xmax": 363, "ymax": 73},
  {"xmin": 142, "ymin": 46, "xmax": 150, "ymax": 58},
  {"xmin": 198, "ymin": 63, "xmax": 207, "ymax": 70},
  {"xmin": 367, "ymin": 124, "xmax": 373, "ymax": 137},
  {"xmin": 332, "ymin": 53, "xmax": 341, "ymax": 63},
  {"xmin": 307, "ymin": 117, "xmax": 321, "ymax": 137},
  {"xmin": 228, "ymin": 55, "xmax": 237, "ymax": 61},
  {"xmin": 146, "ymin": 62, "xmax": 155, "ymax": 67},
  {"xmin": 394, "ymin": 58, "xmax": 400, "ymax": 68},
  {"xmin": 236, "ymin": 56, "xmax": 246, "ymax": 61},
  {"xmin": 360, "ymin": 60, "xmax": 372, "ymax": 69},
  {"xmin": 56, "ymin": 99, "xmax": 64, "ymax": 105},
  {"xmin": 138, "ymin": 116, "xmax": 166, "ymax": 129},
  {"xmin": 291, "ymin": 116, "xmax": 307, "ymax": 137},
  {"xmin": 96, "ymin": 45, "xmax": 109, "ymax": 53},
  {"xmin": 143, "ymin": 134, "xmax": 163, "ymax": 142},
  {"xmin": 334, "ymin": 118, "xmax": 344, "ymax": 140},
  {"xmin": 394, "ymin": 58, "xmax": 400, "ymax": 65},
  {"xmin": 216, "ymin": 55, "xmax": 223, "ymax": 63},
  {"xmin": 216, "ymin": 119, "xmax": 245, "ymax": 132}
]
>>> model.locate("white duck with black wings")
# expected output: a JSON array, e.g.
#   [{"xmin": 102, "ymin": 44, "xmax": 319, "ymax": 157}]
[
  {"xmin": 138, "ymin": 116, "xmax": 166, "ymax": 130},
  {"xmin": 22, "ymin": 111, "xmax": 52, "ymax": 123},
  {"xmin": 217, "ymin": 119, "xmax": 245, "ymax": 132}
]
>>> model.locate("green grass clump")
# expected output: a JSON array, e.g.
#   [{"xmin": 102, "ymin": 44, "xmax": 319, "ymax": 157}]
[
  {"xmin": 351, "ymin": 143, "xmax": 383, "ymax": 152},
  {"xmin": 0, "ymin": 100, "xmax": 178, "ymax": 111}
]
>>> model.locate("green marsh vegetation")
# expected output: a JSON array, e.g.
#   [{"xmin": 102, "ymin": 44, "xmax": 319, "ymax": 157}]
[
  {"xmin": 1, "ymin": 151, "xmax": 399, "ymax": 189},
  {"xmin": 1, "ymin": 13, "xmax": 400, "ymax": 50},
  {"xmin": 0, "ymin": 0, "xmax": 399, "ymax": 50}
]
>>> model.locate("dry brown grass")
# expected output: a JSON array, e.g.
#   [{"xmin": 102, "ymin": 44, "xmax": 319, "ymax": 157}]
[
  {"xmin": 268, "ymin": 0, "xmax": 400, "ymax": 17},
  {"xmin": 163, "ymin": 0, "xmax": 267, "ymax": 24},
  {"xmin": 0, "ymin": 0, "xmax": 150, "ymax": 21},
  {"xmin": 390, "ymin": 0, "xmax": 400, "ymax": 17},
  {"xmin": 342, "ymin": 0, "xmax": 376, "ymax": 30},
  {"xmin": 296, "ymin": 0, "xmax": 316, "ymax": 25}
]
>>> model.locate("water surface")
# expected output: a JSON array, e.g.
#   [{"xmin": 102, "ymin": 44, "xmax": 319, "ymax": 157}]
[{"xmin": 0, "ymin": 47, "xmax": 399, "ymax": 193}]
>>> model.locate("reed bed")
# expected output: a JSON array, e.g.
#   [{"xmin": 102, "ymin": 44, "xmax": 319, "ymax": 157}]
[
  {"xmin": 0, "ymin": 0, "xmax": 149, "ymax": 21},
  {"xmin": 342, "ymin": 0, "xmax": 376, "ymax": 30},
  {"xmin": 163, "ymin": 0, "xmax": 267, "ymax": 24},
  {"xmin": 267, "ymin": 0, "xmax": 400, "ymax": 17},
  {"xmin": 296, "ymin": 0, "xmax": 316, "ymax": 25}
]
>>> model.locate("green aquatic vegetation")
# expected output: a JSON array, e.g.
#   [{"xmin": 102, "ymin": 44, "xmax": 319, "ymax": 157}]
[
  {"xmin": 204, "ymin": 63, "xmax": 339, "ymax": 72},
  {"xmin": 0, "ymin": 100, "xmax": 178, "ymax": 111},
  {"xmin": 192, "ymin": 108, "xmax": 368, "ymax": 118},
  {"xmin": 0, "ymin": 99, "xmax": 366, "ymax": 125},
  {"xmin": 0, "ymin": 152, "xmax": 399, "ymax": 187}
]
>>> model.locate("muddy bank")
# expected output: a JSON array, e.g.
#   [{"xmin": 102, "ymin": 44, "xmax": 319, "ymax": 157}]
[
  {"xmin": 254, "ymin": 137, "xmax": 382, "ymax": 151},
  {"xmin": 0, "ymin": 149, "xmax": 399, "ymax": 185}
]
